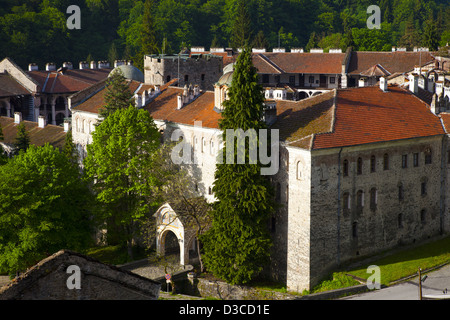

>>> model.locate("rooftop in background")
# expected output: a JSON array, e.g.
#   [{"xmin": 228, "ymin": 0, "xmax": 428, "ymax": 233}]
[
  {"xmin": 27, "ymin": 68, "xmax": 111, "ymax": 94},
  {"xmin": 0, "ymin": 116, "xmax": 66, "ymax": 149}
]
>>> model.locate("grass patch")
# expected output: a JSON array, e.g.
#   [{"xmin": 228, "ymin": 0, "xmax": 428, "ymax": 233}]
[
  {"xmin": 346, "ymin": 236, "xmax": 450, "ymax": 286},
  {"xmin": 85, "ymin": 245, "xmax": 148, "ymax": 265},
  {"xmin": 311, "ymin": 272, "xmax": 361, "ymax": 294}
]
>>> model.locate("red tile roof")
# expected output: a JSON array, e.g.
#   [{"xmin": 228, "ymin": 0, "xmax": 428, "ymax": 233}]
[
  {"xmin": 0, "ymin": 116, "xmax": 66, "ymax": 149},
  {"xmin": 27, "ymin": 68, "xmax": 111, "ymax": 94},
  {"xmin": 312, "ymin": 85, "xmax": 444, "ymax": 150},
  {"xmin": 145, "ymin": 87, "xmax": 220, "ymax": 129},
  {"xmin": 72, "ymin": 80, "xmax": 143, "ymax": 114},
  {"xmin": 347, "ymin": 51, "xmax": 435, "ymax": 75},
  {"xmin": 259, "ymin": 52, "xmax": 345, "ymax": 74},
  {"xmin": 0, "ymin": 74, "xmax": 31, "ymax": 97}
]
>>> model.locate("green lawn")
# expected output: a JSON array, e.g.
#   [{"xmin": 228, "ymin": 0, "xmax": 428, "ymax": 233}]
[
  {"xmin": 85, "ymin": 245, "xmax": 148, "ymax": 265},
  {"xmin": 345, "ymin": 236, "xmax": 450, "ymax": 286}
]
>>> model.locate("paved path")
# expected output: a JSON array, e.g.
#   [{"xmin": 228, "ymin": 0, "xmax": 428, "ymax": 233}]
[{"xmin": 342, "ymin": 264, "xmax": 450, "ymax": 300}]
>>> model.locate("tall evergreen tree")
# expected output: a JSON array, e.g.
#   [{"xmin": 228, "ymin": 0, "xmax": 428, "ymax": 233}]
[
  {"xmin": 14, "ymin": 122, "xmax": 30, "ymax": 154},
  {"xmin": 229, "ymin": 0, "xmax": 252, "ymax": 49},
  {"xmin": 201, "ymin": 47, "xmax": 275, "ymax": 285},
  {"xmin": 99, "ymin": 68, "xmax": 134, "ymax": 121}
]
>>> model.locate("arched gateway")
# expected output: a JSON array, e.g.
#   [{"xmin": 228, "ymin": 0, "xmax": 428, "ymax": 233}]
[{"xmin": 154, "ymin": 203, "xmax": 197, "ymax": 266}]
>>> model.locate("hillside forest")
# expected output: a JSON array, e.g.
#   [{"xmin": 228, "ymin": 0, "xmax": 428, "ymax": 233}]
[{"xmin": 0, "ymin": 0, "xmax": 449, "ymax": 71}]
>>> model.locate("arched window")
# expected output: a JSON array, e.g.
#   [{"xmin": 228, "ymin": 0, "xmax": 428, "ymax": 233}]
[
  {"xmin": 357, "ymin": 190, "xmax": 364, "ymax": 209},
  {"xmin": 370, "ymin": 188, "xmax": 377, "ymax": 210},
  {"xmin": 343, "ymin": 159, "xmax": 349, "ymax": 177},
  {"xmin": 420, "ymin": 209, "xmax": 426, "ymax": 224},
  {"xmin": 343, "ymin": 192, "xmax": 350, "ymax": 212},
  {"xmin": 370, "ymin": 155, "xmax": 376, "ymax": 173},
  {"xmin": 210, "ymin": 140, "xmax": 214, "ymax": 155},
  {"xmin": 357, "ymin": 157, "xmax": 363, "ymax": 175},
  {"xmin": 425, "ymin": 148, "xmax": 432, "ymax": 164},
  {"xmin": 201, "ymin": 137, "xmax": 205, "ymax": 153},
  {"xmin": 383, "ymin": 153, "xmax": 389, "ymax": 170},
  {"xmin": 352, "ymin": 222, "xmax": 358, "ymax": 239},
  {"xmin": 297, "ymin": 161, "xmax": 302, "ymax": 180},
  {"xmin": 398, "ymin": 184, "xmax": 404, "ymax": 201}
]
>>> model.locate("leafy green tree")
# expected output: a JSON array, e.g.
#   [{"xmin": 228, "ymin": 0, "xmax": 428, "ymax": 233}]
[
  {"xmin": 14, "ymin": 122, "xmax": 30, "ymax": 154},
  {"xmin": 84, "ymin": 105, "xmax": 161, "ymax": 260},
  {"xmin": 99, "ymin": 68, "xmax": 134, "ymax": 121},
  {"xmin": 201, "ymin": 47, "xmax": 275, "ymax": 285},
  {"xmin": 0, "ymin": 122, "xmax": 6, "ymax": 165},
  {"xmin": 0, "ymin": 144, "xmax": 94, "ymax": 276}
]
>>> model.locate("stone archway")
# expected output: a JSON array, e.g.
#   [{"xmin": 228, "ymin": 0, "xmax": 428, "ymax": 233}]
[{"xmin": 154, "ymin": 203, "xmax": 194, "ymax": 266}]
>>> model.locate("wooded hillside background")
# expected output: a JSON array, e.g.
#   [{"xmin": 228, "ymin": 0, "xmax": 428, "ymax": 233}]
[{"xmin": 0, "ymin": 0, "xmax": 448, "ymax": 70}]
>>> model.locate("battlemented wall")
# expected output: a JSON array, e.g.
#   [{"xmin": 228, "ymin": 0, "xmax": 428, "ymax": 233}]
[{"xmin": 144, "ymin": 54, "xmax": 223, "ymax": 91}]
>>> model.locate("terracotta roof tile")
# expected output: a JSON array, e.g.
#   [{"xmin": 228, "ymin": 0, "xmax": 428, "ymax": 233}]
[
  {"xmin": 257, "ymin": 52, "xmax": 345, "ymax": 74},
  {"xmin": 145, "ymin": 87, "xmax": 220, "ymax": 129},
  {"xmin": 347, "ymin": 51, "xmax": 435, "ymax": 75},
  {"xmin": 0, "ymin": 116, "xmax": 66, "ymax": 149},
  {"xmin": 0, "ymin": 74, "xmax": 31, "ymax": 97},
  {"xmin": 72, "ymin": 80, "xmax": 142, "ymax": 114},
  {"xmin": 271, "ymin": 91, "xmax": 336, "ymax": 148},
  {"xmin": 312, "ymin": 85, "xmax": 444, "ymax": 149},
  {"xmin": 27, "ymin": 69, "xmax": 111, "ymax": 94}
]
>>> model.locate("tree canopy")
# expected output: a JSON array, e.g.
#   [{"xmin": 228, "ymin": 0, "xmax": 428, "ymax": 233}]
[
  {"xmin": 84, "ymin": 105, "xmax": 161, "ymax": 259},
  {"xmin": 0, "ymin": 0, "xmax": 448, "ymax": 70},
  {"xmin": 0, "ymin": 144, "xmax": 94, "ymax": 276}
]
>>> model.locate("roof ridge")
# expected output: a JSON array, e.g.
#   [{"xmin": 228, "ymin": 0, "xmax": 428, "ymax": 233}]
[{"xmin": 258, "ymin": 53, "xmax": 284, "ymax": 74}]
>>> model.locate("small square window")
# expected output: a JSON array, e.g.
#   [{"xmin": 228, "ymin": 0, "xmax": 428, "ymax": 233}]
[{"xmin": 330, "ymin": 77, "xmax": 336, "ymax": 84}]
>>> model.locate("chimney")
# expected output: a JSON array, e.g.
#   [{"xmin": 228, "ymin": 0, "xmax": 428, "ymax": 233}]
[
  {"xmin": 379, "ymin": 76, "xmax": 388, "ymax": 92},
  {"xmin": 46, "ymin": 62, "xmax": 56, "ymax": 71},
  {"xmin": 409, "ymin": 74, "xmax": 419, "ymax": 94},
  {"xmin": 291, "ymin": 48, "xmax": 304, "ymax": 53},
  {"xmin": 90, "ymin": 61, "xmax": 97, "ymax": 69},
  {"xmin": 154, "ymin": 85, "xmax": 160, "ymax": 94},
  {"xmin": 14, "ymin": 112, "xmax": 22, "ymax": 124},
  {"xmin": 359, "ymin": 78, "xmax": 366, "ymax": 87},
  {"xmin": 329, "ymin": 48, "xmax": 342, "ymax": 53},
  {"xmin": 310, "ymin": 48, "xmax": 323, "ymax": 53},
  {"xmin": 273, "ymin": 48, "xmax": 286, "ymax": 53},
  {"xmin": 38, "ymin": 115, "xmax": 46, "ymax": 128},
  {"xmin": 392, "ymin": 46, "xmax": 396, "ymax": 52},
  {"xmin": 194, "ymin": 85, "xmax": 200, "ymax": 96},
  {"xmin": 63, "ymin": 62, "xmax": 73, "ymax": 69},
  {"xmin": 135, "ymin": 93, "xmax": 142, "ymax": 108},
  {"xmin": 98, "ymin": 61, "xmax": 110, "ymax": 69},
  {"xmin": 79, "ymin": 61, "xmax": 89, "ymax": 69},
  {"xmin": 191, "ymin": 47, "xmax": 205, "ymax": 53},
  {"xmin": 252, "ymin": 48, "xmax": 266, "ymax": 53},
  {"xmin": 177, "ymin": 95, "xmax": 184, "ymax": 110},
  {"xmin": 64, "ymin": 119, "xmax": 71, "ymax": 132},
  {"xmin": 28, "ymin": 63, "xmax": 38, "ymax": 71},
  {"xmin": 114, "ymin": 60, "xmax": 125, "ymax": 68}
]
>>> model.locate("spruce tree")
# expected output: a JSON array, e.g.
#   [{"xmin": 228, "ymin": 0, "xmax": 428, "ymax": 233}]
[
  {"xmin": 201, "ymin": 47, "xmax": 275, "ymax": 285},
  {"xmin": 14, "ymin": 122, "xmax": 30, "ymax": 154},
  {"xmin": 229, "ymin": 0, "xmax": 252, "ymax": 50},
  {"xmin": 99, "ymin": 68, "xmax": 134, "ymax": 121}
]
